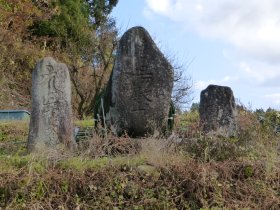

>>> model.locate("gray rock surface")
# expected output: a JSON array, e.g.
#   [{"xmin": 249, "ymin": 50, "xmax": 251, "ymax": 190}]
[
  {"xmin": 28, "ymin": 57, "xmax": 75, "ymax": 151},
  {"xmin": 99, "ymin": 26, "xmax": 174, "ymax": 137},
  {"xmin": 199, "ymin": 84, "xmax": 237, "ymax": 137}
]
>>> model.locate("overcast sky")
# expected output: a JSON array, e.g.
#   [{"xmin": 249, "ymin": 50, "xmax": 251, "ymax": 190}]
[{"xmin": 111, "ymin": 0, "xmax": 280, "ymax": 110}]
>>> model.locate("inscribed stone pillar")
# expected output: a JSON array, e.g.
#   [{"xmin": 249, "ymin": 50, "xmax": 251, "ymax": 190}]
[
  {"xmin": 97, "ymin": 26, "xmax": 174, "ymax": 137},
  {"xmin": 28, "ymin": 57, "xmax": 75, "ymax": 151}
]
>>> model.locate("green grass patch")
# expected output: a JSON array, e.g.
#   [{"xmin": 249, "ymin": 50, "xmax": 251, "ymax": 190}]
[
  {"xmin": 74, "ymin": 119, "xmax": 94, "ymax": 128},
  {"xmin": 0, "ymin": 120, "xmax": 29, "ymax": 142}
]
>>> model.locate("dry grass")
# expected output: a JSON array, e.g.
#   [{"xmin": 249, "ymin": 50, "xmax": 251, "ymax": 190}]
[
  {"xmin": 0, "ymin": 120, "xmax": 29, "ymax": 156},
  {"xmin": 0, "ymin": 111, "xmax": 280, "ymax": 209}
]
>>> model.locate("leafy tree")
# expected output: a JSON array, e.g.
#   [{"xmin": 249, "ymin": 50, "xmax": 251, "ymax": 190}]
[
  {"xmin": 0, "ymin": 0, "xmax": 118, "ymax": 118},
  {"xmin": 32, "ymin": 1, "xmax": 90, "ymax": 40},
  {"xmin": 265, "ymin": 109, "xmax": 280, "ymax": 126},
  {"xmin": 31, "ymin": 0, "xmax": 118, "ymax": 46},
  {"xmin": 70, "ymin": 21, "xmax": 118, "ymax": 118},
  {"xmin": 0, "ymin": 0, "xmax": 47, "ymax": 109},
  {"xmin": 87, "ymin": 0, "xmax": 118, "ymax": 27},
  {"xmin": 30, "ymin": 0, "xmax": 118, "ymax": 118},
  {"xmin": 190, "ymin": 102, "xmax": 199, "ymax": 112}
]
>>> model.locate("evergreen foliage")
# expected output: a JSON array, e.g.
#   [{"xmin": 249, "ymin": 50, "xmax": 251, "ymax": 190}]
[{"xmin": 0, "ymin": 0, "xmax": 118, "ymax": 117}]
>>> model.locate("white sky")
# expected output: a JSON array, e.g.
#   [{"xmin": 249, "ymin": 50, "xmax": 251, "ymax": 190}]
[{"xmin": 111, "ymin": 0, "xmax": 280, "ymax": 110}]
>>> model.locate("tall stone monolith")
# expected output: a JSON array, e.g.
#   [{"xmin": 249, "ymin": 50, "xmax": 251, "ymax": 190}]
[
  {"xmin": 96, "ymin": 26, "xmax": 174, "ymax": 137},
  {"xmin": 28, "ymin": 57, "xmax": 75, "ymax": 151}
]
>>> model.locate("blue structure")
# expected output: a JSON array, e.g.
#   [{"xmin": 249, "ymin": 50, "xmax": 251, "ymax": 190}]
[{"xmin": 0, "ymin": 110, "xmax": 30, "ymax": 121}]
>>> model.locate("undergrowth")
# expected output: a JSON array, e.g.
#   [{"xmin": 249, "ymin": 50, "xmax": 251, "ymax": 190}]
[
  {"xmin": 0, "ymin": 120, "xmax": 28, "ymax": 156},
  {"xmin": 74, "ymin": 119, "xmax": 94, "ymax": 128},
  {"xmin": 0, "ymin": 110, "xmax": 280, "ymax": 209}
]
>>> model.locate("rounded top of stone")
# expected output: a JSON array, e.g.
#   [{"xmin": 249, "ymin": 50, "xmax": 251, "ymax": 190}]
[
  {"xmin": 203, "ymin": 84, "xmax": 233, "ymax": 92},
  {"xmin": 125, "ymin": 26, "xmax": 148, "ymax": 33},
  {"xmin": 207, "ymin": 84, "xmax": 231, "ymax": 89},
  {"xmin": 121, "ymin": 26, "xmax": 152, "ymax": 41},
  {"xmin": 43, "ymin": 56, "xmax": 55, "ymax": 60},
  {"xmin": 37, "ymin": 57, "xmax": 68, "ymax": 69},
  {"xmin": 201, "ymin": 84, "xmax": 234, "ymax": 98},
  {"xmin": 39, "ymin": 57, "xmax": 56, "ymax": 63}
]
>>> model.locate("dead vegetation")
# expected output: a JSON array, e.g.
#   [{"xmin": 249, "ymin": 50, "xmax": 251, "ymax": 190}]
[{"xmin": 0, "ymin": 110, "xmax": 280, "ymax": 209}]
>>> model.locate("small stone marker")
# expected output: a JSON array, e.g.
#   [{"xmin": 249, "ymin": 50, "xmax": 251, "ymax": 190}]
[
  {"xmin": 98, "ymin": 26, "xmax": 174, "ymax": 137},
  {"xmin": 28, "ymin": 57, "xmax": 75, "ymax": 151},
  {"xmin": 199, "ymin": 84, "xmax": 237, "ymax": 137}
]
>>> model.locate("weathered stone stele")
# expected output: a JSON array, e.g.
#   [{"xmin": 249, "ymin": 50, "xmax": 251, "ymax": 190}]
[
  {"xmin": 199, "ymin": 84, "xmax": 237, "ymax": 137},
  {"xmin": 99, "ymin": 26, "xmax": 174, "ymax": 137},
  {"xmin": 28, "ymin": 57, "xmax": 75, "ymax": 151}
]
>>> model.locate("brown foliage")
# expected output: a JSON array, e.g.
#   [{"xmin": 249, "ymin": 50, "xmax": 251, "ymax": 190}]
[
  {"xmin": 0, "ymin": 157, "xmax": 279, "ymax": 209},
  {"xmin": 0, "ymin": 1, "xmax": 117, "ymax": 118},
  {"xmin": 0, "ymin": 117, "xmax": 280, "ymax": 209},
  {"xmin": 0, "ymin": 0, "xmax": 52, "ymax": 110}
]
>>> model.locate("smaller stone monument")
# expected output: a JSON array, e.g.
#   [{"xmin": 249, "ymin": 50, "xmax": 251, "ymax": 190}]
[
  {"xmin": 199, "ymin": 84, "xmax": 237, "ymax": 137},
  {"xmin": 28, "ymin": 57, "xmax": 75, "ymax": 151}
]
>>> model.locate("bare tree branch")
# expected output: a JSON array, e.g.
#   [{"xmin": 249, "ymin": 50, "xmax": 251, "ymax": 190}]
[{"xmin": 166, "ymin": 54, "xmax": 194, "ymax": 110}]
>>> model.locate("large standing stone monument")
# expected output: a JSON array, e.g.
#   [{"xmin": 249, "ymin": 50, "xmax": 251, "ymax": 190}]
[
  {"xmin": 97, "ymin": 26, "xmax": 174, "ymax": 137},
  {"xmin": 28, "ymin": 57, "xmax": 75, "ymax": 151},
  {"xmin": 199, "ymin": 84, "xmax": 237, "ymax": 137}
]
